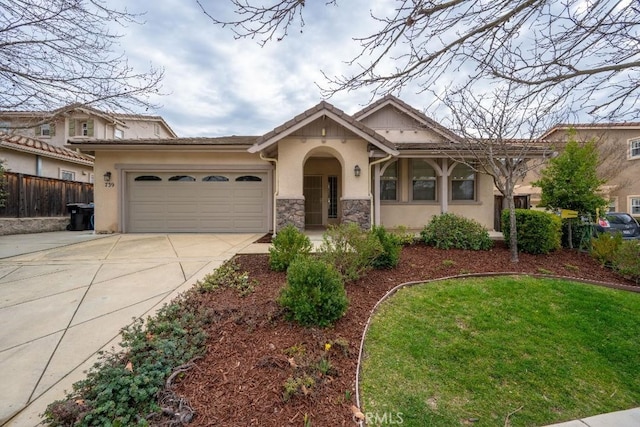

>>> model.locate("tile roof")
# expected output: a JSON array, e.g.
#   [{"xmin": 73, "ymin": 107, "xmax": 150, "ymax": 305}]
[
  {"xmin": 68, "ymin": 136, "xmax": 258, "ymax": 146},
  {"xmin": 251, "ymin": 100, "xmax": 398, "ymax": 154},
  {"xmin": 0, "ymin": 133, "xmax": 94, "ymax": 165}
]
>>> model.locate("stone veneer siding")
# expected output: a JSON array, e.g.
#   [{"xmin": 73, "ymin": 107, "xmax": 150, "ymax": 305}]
[
  {"xmin": 276, "ymin": 198, "xmax": 305, "ymax": 232},
  {"xmin": 341, "ymin": 199, "xmax": 371, "ymax": 229}
]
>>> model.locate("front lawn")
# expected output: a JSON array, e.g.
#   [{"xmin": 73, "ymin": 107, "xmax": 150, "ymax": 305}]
[{"xmin": 360, "ymin": 276, "xmax": 640, "ymax": 426}]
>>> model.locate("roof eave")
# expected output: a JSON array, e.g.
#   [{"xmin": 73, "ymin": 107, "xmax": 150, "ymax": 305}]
[{"xmin": 248, "ymin": 109, "xmax": 398, "ymax": 156}]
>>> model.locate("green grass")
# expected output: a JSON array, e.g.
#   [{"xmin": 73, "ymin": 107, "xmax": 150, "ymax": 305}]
[{"xmin": 360, "ymin": 276, "xmax": 640, "ymax": 426}]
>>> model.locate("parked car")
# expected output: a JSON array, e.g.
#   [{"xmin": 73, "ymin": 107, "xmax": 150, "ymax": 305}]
[{"xmin": 596, "ymin": 212, "xmax": 640, "ymax": 239}]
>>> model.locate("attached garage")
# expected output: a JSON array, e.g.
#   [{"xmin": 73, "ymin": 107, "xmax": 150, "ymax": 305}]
[{"xmin": 126, "ymin": 171, "xmax": 270, "ymax": 232}]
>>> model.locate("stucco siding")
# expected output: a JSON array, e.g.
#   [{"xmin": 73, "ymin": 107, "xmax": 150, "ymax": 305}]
[
  {"xmin": 1, "ymin": 149, "xmax": 93, "ymax": 182},
  {"xmin": 277, "ymin": 137, "xmax": 370, "ymax": 198}
]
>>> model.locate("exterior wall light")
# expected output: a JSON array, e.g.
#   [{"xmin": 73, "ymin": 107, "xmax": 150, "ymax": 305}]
[
  {"xmin": 354, "ymin": 165, "xmax": 361, "ymax": 177},
  {"xmin": 103, "ymin": 171, "xmax": 112, "ymax": 182}
]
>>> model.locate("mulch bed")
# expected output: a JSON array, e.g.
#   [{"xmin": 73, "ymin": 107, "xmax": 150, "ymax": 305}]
[{"xmin": 170, "ymin": 242, "xmax": 637, "ymax": 427}]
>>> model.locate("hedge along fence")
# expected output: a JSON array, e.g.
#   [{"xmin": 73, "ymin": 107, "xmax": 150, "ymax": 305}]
[{"xmin": 0, "ymin": 172, "xmax": 94, "ymax": 218}]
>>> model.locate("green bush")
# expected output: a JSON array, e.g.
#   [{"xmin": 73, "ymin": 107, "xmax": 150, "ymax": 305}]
[
  {"xmin": 590, "ymin": 232, "xmax": 623, "ymax": 266},
  {"xmin": 43, "ymin": 292, "xmax": 209, "ymax": 426},
  {"xmin": 278, "ymin": 257, "xmax": 348, "ymax": 327},
  {"xmin": 370, "ymin": 225, "xmax": 402, "ymax": 269},
  {"xmin": 502, "ymin": 209, "xmax": 561, "ymax": 254},
  {"xmin": 612, "ymin": 240, "xmax": 640, "ymax": 284},
  {"xmin": 269, "ymin": 224, "xmax": 313, "ymax": 271},
  {"xmin": 421, "ymin": 213, "xmax": 493, "ymax": 250},
  {"xmin": 318, "ymin": 223, "xmax": 383, "ymax": 282}
]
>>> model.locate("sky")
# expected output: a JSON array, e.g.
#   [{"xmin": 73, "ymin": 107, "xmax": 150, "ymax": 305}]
[{"xmin": 110, "ymin": 0, "xmax": 433, "ymax": 137}]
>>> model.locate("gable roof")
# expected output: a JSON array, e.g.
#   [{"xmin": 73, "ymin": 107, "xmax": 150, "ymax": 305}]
[
  {"xmin": 353, "ymin": 94, "xmax": 464, "ymax": 143},
  {"xmin": 248, "ymin": 100, "xmax": 399, "ymax": 155},
  {"xmin": 0, "ymin": 133, "xmax": 94, "ymax": 166},
  {"xmin": 1, "ymin": 104, "xmax": 178, "ymax": 137}
]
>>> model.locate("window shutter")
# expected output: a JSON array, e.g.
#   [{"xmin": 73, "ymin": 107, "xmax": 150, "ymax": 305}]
[
  {"xmin": 50, "ymin": 123, "xmax": 56, "ymax": 136},
  {"xmin": 36, "ymin": 125, "xmax": 42, "ymax": 135},
  {"xmin": 69, "ymin": 120, "xmax": 75, "ymax": 136},
  {"xmin": 87, "ymin": 119, "xmax": 94, "ymax": 137}
]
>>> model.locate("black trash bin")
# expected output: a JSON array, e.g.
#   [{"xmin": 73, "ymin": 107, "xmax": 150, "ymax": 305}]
[{"xmin": 66, "ymin": 203, "xmax": 94, "ymax": 231}]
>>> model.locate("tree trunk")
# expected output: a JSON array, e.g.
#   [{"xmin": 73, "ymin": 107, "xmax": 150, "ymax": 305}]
[{"xmin": 507, "ymin": 194, "xmax": 519, "ymax": 263}]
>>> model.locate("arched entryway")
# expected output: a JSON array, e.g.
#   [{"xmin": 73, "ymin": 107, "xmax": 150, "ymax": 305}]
[{"xmin": 303, "ymin": 148, "xmax": 343, "ymax": 229}]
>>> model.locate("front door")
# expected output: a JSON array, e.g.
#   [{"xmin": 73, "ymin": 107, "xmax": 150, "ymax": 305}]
[{"xmin": 304, "ymin": 175, "xmax": 323, "ymax": 227}]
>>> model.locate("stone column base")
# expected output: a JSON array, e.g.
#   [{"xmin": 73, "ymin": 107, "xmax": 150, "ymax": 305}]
[
  {"xmin": 341, "ymin": 198, "xmax": 371, "ymax": 229},
  {"xmin": 276, "ymin": 198, "xmax": 305, "ymax": 232}
]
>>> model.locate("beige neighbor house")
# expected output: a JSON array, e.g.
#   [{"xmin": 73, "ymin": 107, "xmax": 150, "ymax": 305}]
[
  {"xmin": 70, "ymin": 95, "xmax": 543, "ymax": 234},
  {"xmin": 0, "ymin": 104, "xmax": 176, "ymax": 182},
  {"xmin": 516, "ymin": 123, "xmax": 640, "ymax": 218}
]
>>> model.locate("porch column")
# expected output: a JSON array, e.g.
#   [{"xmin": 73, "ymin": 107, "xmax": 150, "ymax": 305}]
[
  {"xmin": 374, "ymin": 163, "xmax": 381, "ymax": 226},
  {"xmin": 441, "ymin": 158, "xmax": 449, "ymax": 214}
]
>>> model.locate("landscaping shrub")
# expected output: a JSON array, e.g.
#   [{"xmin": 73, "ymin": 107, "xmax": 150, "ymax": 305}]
[
  {"xmin": 421, "ymin": 213, "xmax": 493, "ymax": 250},
  {"xmin": 318, "ymin": 223, "xmax": 382, "ymax": 282},
  {"xmin": 502, "ymin": 209, "xmax": 561, "ymax": 254},
  {"xmin": 590, "ymin": 232, "xmax": 623, "ymax": 266},
  {"xmin": 370, "ymin": 225, "xmax": 402, "ymax": 269},
  {"xmin": 269, "ymin": 224, "xmax": 313, "ymax": 271},
  {"xmin": 43, "ymin": 291, "xmax": 209, "ymax": 426},
  {"xmin": 612, "ymin": 240, "xmax": 640, "ymax": 284},
  {"xmin": 278, "ymin": 257, "xmax": 348, "ymax": 327}
]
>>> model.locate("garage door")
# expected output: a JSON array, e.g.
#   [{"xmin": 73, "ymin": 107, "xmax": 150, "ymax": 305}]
[{"xmin": 127, "ymin": 171, "xmax": 269, "ymax": 232}]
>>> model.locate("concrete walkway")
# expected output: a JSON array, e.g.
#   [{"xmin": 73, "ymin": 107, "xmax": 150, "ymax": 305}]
[{"xmin": 0, "ymin": 231, "xmax": 264, "ymax": 426}]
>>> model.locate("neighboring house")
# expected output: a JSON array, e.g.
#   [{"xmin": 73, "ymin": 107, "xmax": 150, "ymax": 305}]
[
  {"xmin": 0, "ymin": 133, "xmax": 94, "ymax": 182},
  {"xmin": 0, "ymin": 104, "xmax": 177, "ymax": 181},
  {"xmin": 70, "ymin": 95, "xmax": 542, "ymax": 234},
  {"xmin": 518, "ymin": 124, "xmax": 640, "ymax": 217}
]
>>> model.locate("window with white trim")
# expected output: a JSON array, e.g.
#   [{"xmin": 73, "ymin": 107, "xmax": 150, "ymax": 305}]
[
  {"xmin": 630, "ymin": 138, "xmax": 640, "ymax": 159},
  {"xmin": 114, "ymin": 128, "xmax": 124, "ymax": 139},
  {"xmin": 631, "ymin": 197, "xmax": 640, "ymax": 216},
  {"xmin": 451, "ymin": 163, "xmax": 476, "ymax": 201},
  {"xmin": 380, "ymin": 161, "xmax": 398, "ymax": 201},
  {"xmin": 608, "ymin": 198, "xmax": 617, "ymax": 213},
  {"xmin": 410, "ymin": 159, "xmax": 437, "ymax": 201},
  {"xmin": 60, "ymin": 170, "xmax": 75, "ymax": 181},
  {"xmin": 40, "ymin": 124, "xmax": 51, "ymax": 137}
]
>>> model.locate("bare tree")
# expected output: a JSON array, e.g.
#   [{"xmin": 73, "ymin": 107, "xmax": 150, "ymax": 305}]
[
  {"xmin": 0, "ymin": 0, "xmax": 164, "ymax": 118},
  {"xmin": 201, "ymin": 0, "xmax": 640, "ymax": 119},
  {"xmin": 439, "ymin": 83, "xmax": 563, "ymax": 262}
]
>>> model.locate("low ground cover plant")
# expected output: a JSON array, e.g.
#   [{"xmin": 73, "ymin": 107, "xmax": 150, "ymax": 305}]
[
  {"xmin": 43, "ymin": 291, "xmax": 210, "ymax": 426},
  {"xmin": 421, "ymin": 213, "xmax": 493, "ymax": 250},
  {"xmin": 196, "ymin": 259, "xmax": 258, "ymax": 296}
]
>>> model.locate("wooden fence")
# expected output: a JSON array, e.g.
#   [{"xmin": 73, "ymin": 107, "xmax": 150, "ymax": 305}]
[{"xmin": 0, "ymin": 172, "xmax": 94, "ymax": 218}]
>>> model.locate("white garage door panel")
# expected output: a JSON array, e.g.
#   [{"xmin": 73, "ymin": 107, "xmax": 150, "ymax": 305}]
[{"xmin": 127, "ymin": 171, "xmax": 269, "ymax": 232}]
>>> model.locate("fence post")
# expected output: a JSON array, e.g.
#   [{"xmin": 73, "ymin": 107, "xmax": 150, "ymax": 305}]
[{"xmin": 18, "ymin": 173, "xmax": 26, "ymax": 218}]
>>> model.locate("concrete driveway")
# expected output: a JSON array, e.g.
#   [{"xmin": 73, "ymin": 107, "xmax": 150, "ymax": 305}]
[{"xmin": 0, "ymin": 231, "xmax": 266, "ymax": 426}]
